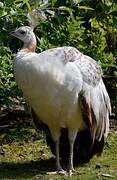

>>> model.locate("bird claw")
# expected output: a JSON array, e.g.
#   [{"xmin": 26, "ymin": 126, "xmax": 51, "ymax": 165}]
[
  {"xmin": 58, "ymin": 169, "xmax": 67, "ymax": 175},
  {"xmin": 67, "ymin": 168, "xmax": 76, "ymax": 177},
  {"xmin": 47, "ymin": 171, "xmax": 58, "ymax": 175},
  {"xmin": 47, "ymin": 169, "xmax": 67, "ymax": 176}
]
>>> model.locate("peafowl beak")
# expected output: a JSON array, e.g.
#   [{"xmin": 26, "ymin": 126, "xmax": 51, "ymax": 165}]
[{"xmin": 9, "ymin": 31, "xmax": 17, "ymax": 37}]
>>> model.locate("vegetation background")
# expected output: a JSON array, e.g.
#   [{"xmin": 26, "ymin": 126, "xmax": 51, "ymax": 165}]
[
  {"xmin": 0, "ymin": 0, "xmax": 117, "ymax": 118},
  {"xmin": 0, "ymin": 0, "xmax": 117, "ymax": 114}
]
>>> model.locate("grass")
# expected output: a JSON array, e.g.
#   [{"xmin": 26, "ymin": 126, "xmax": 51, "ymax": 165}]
[{"xmin": 0, "ymin": 126, "xmax": 117, "ymax": 179}]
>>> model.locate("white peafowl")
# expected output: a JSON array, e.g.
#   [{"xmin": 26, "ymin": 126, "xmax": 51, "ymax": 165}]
[{"xmin": 10, "ymin": 26, "xmax": 111, "ymax": 176}]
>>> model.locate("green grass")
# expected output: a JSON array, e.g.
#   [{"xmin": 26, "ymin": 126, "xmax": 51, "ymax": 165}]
[{"xmin": 0, "ymin": 127, "xmax": 117, "ymax": 180}]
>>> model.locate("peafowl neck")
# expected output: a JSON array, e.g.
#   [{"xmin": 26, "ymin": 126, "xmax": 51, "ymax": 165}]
[
  {"xmin": 21, "ymin": 33, "xmax": 37, "ymax": 53},
  {"xmin": 22, "ymin": 42, "xmax": 36, "ymax": 53}
]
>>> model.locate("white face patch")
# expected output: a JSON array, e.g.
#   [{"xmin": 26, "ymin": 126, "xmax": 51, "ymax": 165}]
[{"xmin": 11, "ymin": 26, "xmax": 36, "ymax": 46}]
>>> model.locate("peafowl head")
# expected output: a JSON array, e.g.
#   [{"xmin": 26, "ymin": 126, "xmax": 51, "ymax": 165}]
[{"xmin": 10, "ymin": 26, "xmax": 36, "ymax": 52}]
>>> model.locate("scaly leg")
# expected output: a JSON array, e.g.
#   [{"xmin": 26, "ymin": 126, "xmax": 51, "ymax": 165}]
[
  {"xmin": 67, "ymin": 130, "xmax": 77, "ymax": 176},
  {"xmin": 48, "ymin": 129, "xmax": 66, "ymax": 175},
  {"xmin": 54, "ymin": 139, "xmax": 65, "ymax": 174}
]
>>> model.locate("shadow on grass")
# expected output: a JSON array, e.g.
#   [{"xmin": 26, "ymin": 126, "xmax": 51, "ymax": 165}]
[{"xmin": 0, "ymin": 158, "xmax": 56, "ymax": 179}]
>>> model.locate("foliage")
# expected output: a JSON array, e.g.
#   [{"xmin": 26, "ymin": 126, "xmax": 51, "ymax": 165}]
[
  {"xmin": 0, "ymin": 0, "xmax": 117, "ymax": 109},
  {"xmin": 0, "ymin": 47, "xmax": 14, "ymax": 106}
]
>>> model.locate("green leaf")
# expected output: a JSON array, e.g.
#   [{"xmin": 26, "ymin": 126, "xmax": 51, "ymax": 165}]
[
  {"xmin": 58, "ymin": 6, "xmax": 75, "ymax": 21},
  {"xmin": 14, "ymin": 0, "xmax": 23, "ymax": 3},
  {"xmin": 46, "ymin": 10, "xmax": 55, "ymax": 16},
  {"xmin": 14, "ymin": 0, "xmax": 31, "ymax": 10},
  {"xmin": 109, "ymin": 10, "xmax": 117, "ymax": 16},
  {"xmin": 113, "ymin": 17, "xmax": 117, "ymax": 28},
  {"xmin": 0, "ymin": 10, "xmax": 7, "ymax": 18},
  {"xmin": 78, "ymin": 5, "xmax": 94, "ymax": 11},
  {"xmin": 51, "ymin": 0, "xmax": 57, "ymax": 7},
  {"xmin": 25, "ymin": 0, "xmax": 31, "ymax": 11}
]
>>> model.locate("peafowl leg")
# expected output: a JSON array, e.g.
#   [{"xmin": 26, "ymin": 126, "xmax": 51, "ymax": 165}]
[
  {"xmin": 67, "ymin": 130, "xmax": 77, "ymax": 176},
  {"xmin": 48, "ymin": 129, "xmax": 66, "ymax": 175},
  {"xmin": 54, "ymin": 139, "xmax": 65, "ymax": 174}
]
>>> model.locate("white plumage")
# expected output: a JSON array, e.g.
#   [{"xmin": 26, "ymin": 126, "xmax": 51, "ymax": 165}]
[{"xmin": 10, "ymin": 26, "xmax": 111, "ymax": 176}]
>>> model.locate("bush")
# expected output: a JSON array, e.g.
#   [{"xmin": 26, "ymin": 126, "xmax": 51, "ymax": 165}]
[{"xmin": 0, "ymin": 0, "xmax": 117, "ymax": 113}]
